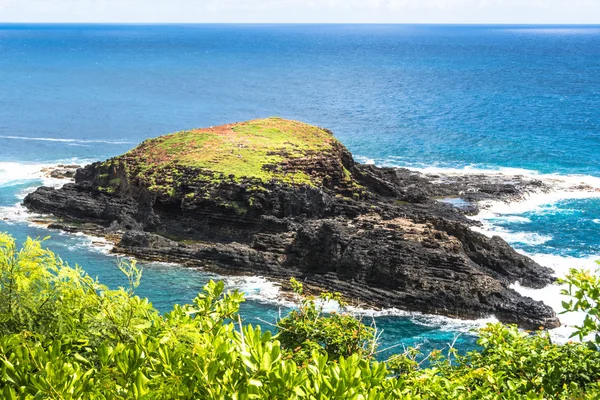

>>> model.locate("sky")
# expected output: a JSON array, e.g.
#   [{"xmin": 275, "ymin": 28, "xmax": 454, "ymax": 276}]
[{"xmin": 0, "ymin": 0, "xmax": 598, "ymax": 24}]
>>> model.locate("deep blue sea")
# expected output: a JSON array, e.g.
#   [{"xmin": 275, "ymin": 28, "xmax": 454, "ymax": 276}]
[{"xmin": 1, "ymin": 24, "xmax": 599, "ymax": 355}]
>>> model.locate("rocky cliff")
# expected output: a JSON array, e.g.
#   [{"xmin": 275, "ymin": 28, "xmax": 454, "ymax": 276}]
[{"xmin": 24, "ymin": 117, "xmax": 560, "ymax": 329}]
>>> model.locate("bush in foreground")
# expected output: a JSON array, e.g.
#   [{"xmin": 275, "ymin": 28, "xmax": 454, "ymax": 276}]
[{"xmin": 1, "ymin": 233, "xmax": 600, "ymax": 399}]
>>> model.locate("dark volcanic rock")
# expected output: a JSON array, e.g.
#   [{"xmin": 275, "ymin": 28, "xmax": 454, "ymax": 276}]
[{"xmin": 23, "ymin": 118, "xmax": 559, "ymax": 329}]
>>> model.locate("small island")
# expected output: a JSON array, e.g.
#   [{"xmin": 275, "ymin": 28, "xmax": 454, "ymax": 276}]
[{"xmin": 24, "ymin": 117, "xmax": 559, "ymax": 329}]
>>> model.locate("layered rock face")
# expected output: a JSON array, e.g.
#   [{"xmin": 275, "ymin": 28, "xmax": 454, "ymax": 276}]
[{"xmin": 24, "ymin": 117, "xmax": 560, "ymax": 329}]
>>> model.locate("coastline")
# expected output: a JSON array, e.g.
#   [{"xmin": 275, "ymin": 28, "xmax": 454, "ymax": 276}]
[
  {"xmin": 14, "ymin": 127, "xmax": 565, "ymax": 330},
  {"xmin": 3, "ymin": 155, "xmax": 600, "ymax": 341}
]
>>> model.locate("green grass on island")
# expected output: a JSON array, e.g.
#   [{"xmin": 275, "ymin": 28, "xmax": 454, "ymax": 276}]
[{"xmin": 118, "ymin": 117, "xmax": 348, "ymax": 189}]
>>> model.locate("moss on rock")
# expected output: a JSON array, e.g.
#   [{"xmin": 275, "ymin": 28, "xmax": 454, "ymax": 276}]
[{"xmin": 118, "ymin": 117, "xmax": 351, "ymax": 192}]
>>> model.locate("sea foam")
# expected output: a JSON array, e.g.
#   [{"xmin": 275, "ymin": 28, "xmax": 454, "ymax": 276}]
[
  {"xmin": 454, "ymin": 168, "xmax": 600, "ymax": 343},
  {"xmin": 0, "ymin": 161, "xmax": 49, "ymax": 188},
  {"xmin": 0, "ymin": 160, "xmax": 93, "ymax": 224},
  {"xmin": 224, "ymin": 276, "xmax": 293, "ymax": 307},
  {"xmin": 510, "ymin": 254, "xmax": 600, "ymax": 343},
  {"xmin": 0, "ymin": 135, "xmax": 133, "ymax": 145}
]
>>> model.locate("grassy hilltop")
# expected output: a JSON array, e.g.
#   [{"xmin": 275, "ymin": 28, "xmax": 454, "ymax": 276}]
[{"xmin": 116, "ymin": 117, "xmax": 353, "ymax": 191}]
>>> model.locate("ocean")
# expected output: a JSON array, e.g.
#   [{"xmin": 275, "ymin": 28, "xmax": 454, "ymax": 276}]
[{"xmin": 1, "ymin": 24, "xmax": 599, "ymax": 356}]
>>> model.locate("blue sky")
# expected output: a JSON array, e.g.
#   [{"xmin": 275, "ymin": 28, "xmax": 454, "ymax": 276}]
[{"xmin": 0, "ymin": 0, "xmax": 598, "ymax": 23}]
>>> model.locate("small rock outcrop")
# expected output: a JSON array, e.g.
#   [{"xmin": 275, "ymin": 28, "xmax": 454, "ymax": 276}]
[
  {"xmin": 41, "ymin": 164, "xmax": 81, "ymax": 179},
  {"xmin": 23, "ymin": 117, "xmax": 559, "ymax": 329}
]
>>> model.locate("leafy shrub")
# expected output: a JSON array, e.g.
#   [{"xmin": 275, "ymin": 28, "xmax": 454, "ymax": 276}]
[
  {"xmin": 277, "ymin": 278, "xmax": 375, "ymax": 365},
  {"xmin": 560, "ymin": 262, "xmax": 600, "ymax": 347},
  {"xmin": 400, "ymin": 323, "xmax": 600, "ymax": 399},
  {"xmin": 1, "ymin": 233, "xmax": 600, "ymax": 399}
]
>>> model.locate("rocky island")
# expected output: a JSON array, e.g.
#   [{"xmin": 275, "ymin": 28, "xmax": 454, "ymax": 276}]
[{"xmin": 24, "ymin": 117, "xmax": 560, "ymax": 329}]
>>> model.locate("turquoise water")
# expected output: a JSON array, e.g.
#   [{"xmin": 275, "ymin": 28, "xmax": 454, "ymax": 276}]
[
  {"xmin": 1, "ymin": 24, "xmax": 600, "ymax": 354},
  {"xmin": 484, "ymin": 198, "xmax": 600, "ymax": 258}
]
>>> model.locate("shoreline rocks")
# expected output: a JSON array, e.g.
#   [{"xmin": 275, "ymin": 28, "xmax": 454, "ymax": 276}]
[
  {"xmin": 23, "ymin": 118, "xmax": 560, "ymax": 329},
  {"xmin": 41, "ymin": 164, "xmax": 81, "ymax": 180}
]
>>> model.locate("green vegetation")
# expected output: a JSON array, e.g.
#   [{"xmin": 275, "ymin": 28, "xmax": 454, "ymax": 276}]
[
  {"xmin": 109, "ymin": 178, "xmax": 122, "ymax": 187},
  {"xmin": 560, "ymin": 262, "xmax": 600, "ymax": 346},
  {"xmin": 277, "ymin": 278, "xmax": 375, "ymax": 366},
  {"xmin": 121, "ymin": 118, "xmax": 344, "ymax": 191},
  {"xmin": 2, "ymin": 233, "xmax": 600, "ymax": 399}
]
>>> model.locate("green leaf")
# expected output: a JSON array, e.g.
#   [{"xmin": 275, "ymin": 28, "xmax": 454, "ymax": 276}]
[{"xmin": 249, "ymin": 379, "xmax": 263, "ymax": 387}]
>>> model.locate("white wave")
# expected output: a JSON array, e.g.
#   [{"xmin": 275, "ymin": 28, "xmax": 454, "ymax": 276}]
[
  {"xmin": 65, "ymin": 233, "xmax": 116, "ymax": 256},
  {"xmin": 510, "ymin": 253, "xmax": 600, "ymax": 344},
  {"xmin": 0, "ymin": 162, "xmax": 48, "ymax": 187},
  {"xmin": 475, "ymin": 190, "xmax": 600, "ymax": 219},
  {"xmin": 0, "ymin": 159, "xmax": 97, "ymax": 226},
  {"xmin": 486, "ymin": 215, "xmax": 532, "ymax": 224},
  {"xmin": 410, "ymin": 164, "xmax": 542, "ymax": 177},
  {"xmin": 594, "ymin": 219, "xmax": 600, "ymax": 224},
  {"xmin": 218, "ymin": 273, "xmax": 492, "ymax": 333},
  {"xmin": 0, "ymin": 135, "xmax": 133, "ymax": 145},
  {"xmin": 224, "ymin": 276, "xmax": 293, "ymax": 307},
  {"xmin": 349, "ymin": 305, "xmax": 498, "ymax": 333},
  {"xmin": 222, "ymin": 273, "xmax": 497, "ymax": 335},
  {"xmin": 366, "ymin": 159, "xmax": 600, "ymax": 190},
  {"xmin": 0, "ymin": 157, "xmax": 97, "ymax": 187},
  {"xmin": 407, "ymin": 164, "xmax": 600, "ymax": 187},
  {"xmin": 0, "ymin": 203, "xmax": 45, "ymax": 225},
  {"xmin": 144, "ymin": 260, "xmax": 184, "ymax": 268},
  {"xmin": 0, "ymin": 159, "xmax": 94, "ymax": 188},
  {"xmin": 461, "ymin": 168, "xmax": 600, "ymax": 252},
  {"xmin": 471, "ymin": 224, "xmax": 552, "ymax": 246},
  {"xmin": 355, "ymin": 155, "xmax": 375, "ymax": 165},
  {"xmin": 354, "ymin": 158, "xmax": 550, "ymax": 178},
  {"xmin": 0, "ymin": 180, "xmax": 66, "ymax": 223}
]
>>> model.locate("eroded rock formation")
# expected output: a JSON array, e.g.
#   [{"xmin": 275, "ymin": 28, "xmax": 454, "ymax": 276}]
[{"xmin": 24, "ymin": 117, "xmax": 560, "ymax": 329}]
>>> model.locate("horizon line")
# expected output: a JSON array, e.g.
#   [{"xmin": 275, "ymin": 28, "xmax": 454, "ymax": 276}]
[{"xmin": 1, "ymin": 22, "xmax": 599, "ymax": 26}]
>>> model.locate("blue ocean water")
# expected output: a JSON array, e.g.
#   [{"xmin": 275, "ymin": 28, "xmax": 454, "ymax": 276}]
[{"xmin": 1, "ymin": 24, "xmax": 599, "ymax": 352}]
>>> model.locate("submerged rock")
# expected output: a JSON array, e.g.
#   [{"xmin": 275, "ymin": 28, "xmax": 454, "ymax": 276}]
[
  {"xmin": 41, "ymin": 164, "xmax": 81, "ymax": 179},
  {"xmin": 23, "ymin": 117, "xmax": 560, "ymax": 329}
]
